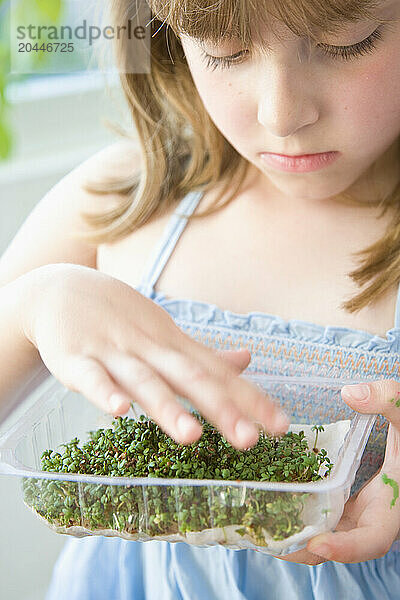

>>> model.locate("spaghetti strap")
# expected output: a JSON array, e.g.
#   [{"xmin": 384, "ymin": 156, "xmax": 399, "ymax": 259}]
[
  {"xmin": 395, "ymin": 281, "xmax": 400, "ymax": 329},
  {"xmin": 138, "ymin": 188, "xmax": 205, "ymax": 296}
]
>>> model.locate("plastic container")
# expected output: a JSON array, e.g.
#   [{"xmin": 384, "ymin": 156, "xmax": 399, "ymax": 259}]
[{"xmin": 0, "ymin": 372, "xmax": 375, "ymax": 556}]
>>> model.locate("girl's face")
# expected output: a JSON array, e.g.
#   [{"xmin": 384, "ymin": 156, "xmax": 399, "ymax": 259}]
[{"xmin": 179, "ymin": 2, "xmax": 400, "ymax": 204}]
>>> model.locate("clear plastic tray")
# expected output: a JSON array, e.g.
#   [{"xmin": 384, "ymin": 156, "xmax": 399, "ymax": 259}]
[{"xmin": 0, "ymin": 372, "xmax": 375, "ymax": 556}]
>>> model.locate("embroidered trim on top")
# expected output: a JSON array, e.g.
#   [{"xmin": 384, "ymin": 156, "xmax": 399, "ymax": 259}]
[
  {"xmin": 174, "ymin": 322, "xmax": 400, "ymax": 379},
  {"xmin": 140, "ymin": 288, "xmax": 400, "ymax": 355}
]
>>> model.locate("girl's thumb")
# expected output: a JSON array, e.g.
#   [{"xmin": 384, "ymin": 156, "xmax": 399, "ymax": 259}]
[{"xmin": 217, "ymin": 349, "xmax": 251, "ymax": 373}]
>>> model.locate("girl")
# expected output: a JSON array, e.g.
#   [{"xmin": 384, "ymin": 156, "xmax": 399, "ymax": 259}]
[{"xmin": 1, "ymin": 0, "xmax": 400, "ymax": 598}]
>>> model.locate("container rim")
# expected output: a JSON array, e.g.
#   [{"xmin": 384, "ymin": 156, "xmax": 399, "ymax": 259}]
[{"xmin": 0, "ymin": 374, "xmax": 376, "ymax": 491}]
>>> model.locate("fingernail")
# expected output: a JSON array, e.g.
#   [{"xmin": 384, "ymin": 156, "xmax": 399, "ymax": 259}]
[
  {"xmin": 109, "ymin": 393, "xmax": 127, "ymax": 414},
  {"xmin": 235, "ymin": 418, "xmax": 259, "ymax": 445},
  {"xmin": 342, "ymin": 384, "xmax": 370, "ymax": 402},
  {"xmin": 177, "ymin": 413, "xmax": 198, "ymax": 436}
]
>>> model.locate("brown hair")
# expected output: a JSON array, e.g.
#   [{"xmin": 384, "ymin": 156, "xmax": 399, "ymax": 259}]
[{"xmin": 80, "ymin": 0, "xmax": 400, "ymax": 314}]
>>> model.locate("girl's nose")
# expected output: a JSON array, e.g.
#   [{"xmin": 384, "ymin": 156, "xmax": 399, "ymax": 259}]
[{"xmin": 257, "ymin": 58, "xmax": 319, "ymax": 139}]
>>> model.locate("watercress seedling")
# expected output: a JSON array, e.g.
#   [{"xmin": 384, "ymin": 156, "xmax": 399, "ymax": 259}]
[{"xmin": 23, "ymin": 414, "xmax": 334, "ymax": 543}]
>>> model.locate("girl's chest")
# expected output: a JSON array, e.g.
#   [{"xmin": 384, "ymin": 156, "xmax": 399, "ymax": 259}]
[{"xmin": 97, "ymin": 194, "xmax": 397, "ymax": 339}]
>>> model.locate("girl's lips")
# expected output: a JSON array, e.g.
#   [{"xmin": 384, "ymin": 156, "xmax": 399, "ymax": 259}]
[{"xmin": 259, "ymin": 151, "xmax": 339, "ymax": 173}]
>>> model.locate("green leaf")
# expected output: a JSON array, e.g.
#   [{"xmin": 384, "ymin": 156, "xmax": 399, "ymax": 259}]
[
  {"xmin": 382, "ymin": 473, "xmax": 399, "ymax": 508},
  {"xmin": 0, "ymin": 117, "xmax": 12, "ymax": 159}
]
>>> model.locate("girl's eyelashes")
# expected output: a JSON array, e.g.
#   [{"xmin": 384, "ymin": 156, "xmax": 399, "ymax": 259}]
[
  {"xmin": 199, "ymin": 49, "xmax": 248, "ymax": 72},
  {"xmin": 199, "ymin": 25, "xmax": 385, "ymax": 71},
  {"xmin": 318, "ymin": 25, "xmax": 384, "ymax": 61}
]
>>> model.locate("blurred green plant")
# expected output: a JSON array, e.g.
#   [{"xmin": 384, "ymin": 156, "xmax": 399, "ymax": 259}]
[
  {"xmin": 0, "ymin": 0, "xmax": 12, "ymax": 159},
  {"xmin": 0, "ymin": 0, "xmax": 63, "ymax": 160}
]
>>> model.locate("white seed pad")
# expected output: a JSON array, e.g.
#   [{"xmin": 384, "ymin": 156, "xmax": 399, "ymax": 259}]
[{"xmin": 24, "ymin": 419, "xmax": 351, "ymax": 556}]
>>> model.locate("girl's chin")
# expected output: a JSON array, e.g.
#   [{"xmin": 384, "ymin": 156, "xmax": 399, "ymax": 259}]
[{"xmin": 263, "ymin": 177, "xmax": 348, "ymax": 204}]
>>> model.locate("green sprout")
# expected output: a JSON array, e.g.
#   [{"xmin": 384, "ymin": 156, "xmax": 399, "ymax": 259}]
[
  {"xmin": 311, "ymin": 425, "xmax": 325, "ymax": 453},
  {"xmin": 389, "ymin": 398, "xmax": 400, "ymax": 408},
  {"xmin": 22, "ymin": 414, "xmax": 334, "ymax": 543},
  {"xmin": 382, "ymin": 473, "xmax": 399, "ymax": 508}
]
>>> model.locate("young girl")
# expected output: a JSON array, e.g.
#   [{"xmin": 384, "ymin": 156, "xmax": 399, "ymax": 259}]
[{"xmin": 1, "ymin": 0, "xmax": 400, "ymax": 598}]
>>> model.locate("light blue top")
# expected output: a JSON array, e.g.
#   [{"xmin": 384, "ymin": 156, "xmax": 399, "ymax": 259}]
[{"xmin": 46, "ymin": 187, "xmax": 400, "ymax": 600}]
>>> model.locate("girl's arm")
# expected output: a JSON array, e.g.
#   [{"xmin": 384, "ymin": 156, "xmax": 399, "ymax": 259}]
[
  {"xmin": 0, "ymin": 141, "xmax": 139, "ymax": 419},
  {"xmin": 0, "ymin": 141, "xmax": 287, "ymax": 448}
]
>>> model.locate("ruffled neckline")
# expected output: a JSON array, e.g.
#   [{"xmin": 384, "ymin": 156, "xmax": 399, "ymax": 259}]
[{"xmin": 137, "ymin": 286, "xmax": 400, "ymax": 354}]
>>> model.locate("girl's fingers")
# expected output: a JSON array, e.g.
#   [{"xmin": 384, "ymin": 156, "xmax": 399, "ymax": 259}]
[
  {"xmin": 341, "ymin": 379, "xmax": 400, "ymax": 431},
  {"xmin": 103, "ymin": 352, "xmax": 203, "ymax": 445},
  {"xmin": 190, "ymin": 341, "xmax": 289, "ymax": 435},
  {"xmin": 139, "ymin": 341, "xmax": 288, "ymax": 449},
  {"xmin": 106, "ymin": 349, "xmax": 261, "ymax": 449},
  {"xmin": 307, "ymin": 468, "xmax": 400, "ymax": 562},
  {"xmin": 307, "ymin": 525, "xmax": 394, "ymax": 563},
  {"xmin": 62, "ymin": 355, "xmax": 132, "ymax": 415},
  {"xmin": 216, "ymin": 349, "xmax": 252, "ymax": 373},
  {"xmin": 128, "ymin": 318, "xmax": 286, "ymax": 446}
]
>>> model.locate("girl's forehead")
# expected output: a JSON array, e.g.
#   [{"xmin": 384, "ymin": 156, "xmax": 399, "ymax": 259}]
[{"xmin": 149, "ymin": 0, "xmax": 395, "ymax": 46}]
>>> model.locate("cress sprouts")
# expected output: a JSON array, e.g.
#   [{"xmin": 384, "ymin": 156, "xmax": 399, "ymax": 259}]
[
  {"xmin": 23, "ymin": 414, "xmax": 333, "ymax": 544},
  {"xmin": 311, "ymin": 425, "xmax": 325, "ymax": 453}
]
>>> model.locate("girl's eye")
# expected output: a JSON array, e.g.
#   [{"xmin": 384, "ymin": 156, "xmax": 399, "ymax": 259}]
[
  {"xmin": 200, "ymin": 49, "xmax": 249, "ymax": 71},
  {"xmin": 200, "ymin": 25, "xmax": 385, "ymax": 71},
  {"xmin": 317, "ymin": 25, "xmax": 384, "ymax": 61}
]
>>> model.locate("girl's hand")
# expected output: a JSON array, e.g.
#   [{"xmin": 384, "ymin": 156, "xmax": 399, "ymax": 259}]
[
  {"xmin": 22, "ymin": 263, "xmax": 288, "ymax": 450},
  {"xmin": 272, "ymin": 379, "xmax": 400, "ymax": 565}
]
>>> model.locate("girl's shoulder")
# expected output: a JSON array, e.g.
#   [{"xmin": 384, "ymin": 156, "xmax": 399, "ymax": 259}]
[{"xmin": 73, "ymin": 138, "xmax": 143, "ymax": 203}]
